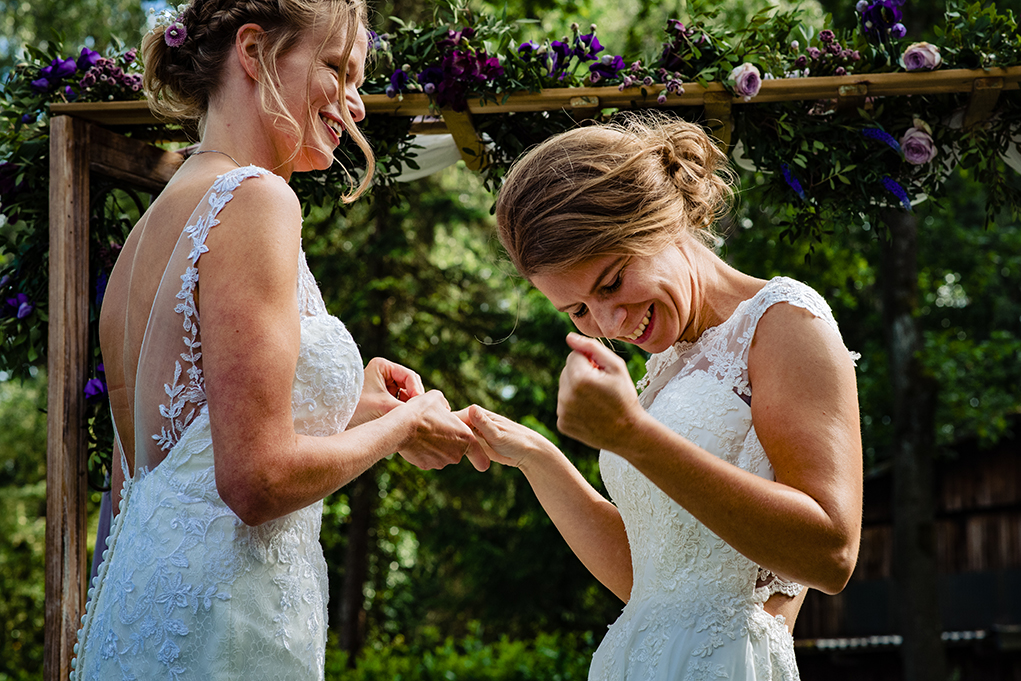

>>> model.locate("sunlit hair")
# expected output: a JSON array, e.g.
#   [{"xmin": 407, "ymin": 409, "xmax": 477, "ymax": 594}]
[
  {"xmin": 495, "ymin": 111, "xmax": 736, "ymax": 278},
  {"xmin": 141, "ymin": 0, "xmax": 374, "ymax": 201}
]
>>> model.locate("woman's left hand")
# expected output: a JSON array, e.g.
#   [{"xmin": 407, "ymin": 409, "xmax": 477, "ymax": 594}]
[
  {"xmin": 349, "ymin": 357, "xmax": 425, "ymax": 428},
  {"xmin": 557, "ymin": 333, "xmax": 645, "ymax": 452}
]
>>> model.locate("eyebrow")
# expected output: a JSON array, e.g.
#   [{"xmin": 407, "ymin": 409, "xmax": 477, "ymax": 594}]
[{"xmin": 554, "ymin": 256, "xmax": 625, "ymax": 312}]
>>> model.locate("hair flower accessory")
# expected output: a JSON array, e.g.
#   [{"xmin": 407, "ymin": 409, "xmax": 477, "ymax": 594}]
[{"xmin": 165, "ymin": 21, "xmax": 188, "ymax": 47}]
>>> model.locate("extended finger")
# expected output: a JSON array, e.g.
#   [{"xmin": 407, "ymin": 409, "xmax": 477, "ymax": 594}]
[{"xmin": 387, "ymin": 361, "xmax": 425, "ymax": 401}]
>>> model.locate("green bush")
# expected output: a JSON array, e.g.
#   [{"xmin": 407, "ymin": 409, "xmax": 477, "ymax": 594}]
[{"xmin": 326, "ymin": 628, "xmax": 597, "ymax": 681}]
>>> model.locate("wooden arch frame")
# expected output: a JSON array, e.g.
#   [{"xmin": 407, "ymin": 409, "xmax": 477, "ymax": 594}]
[{"xmin": 44, "ymin": 66, "xmax": 1021, "ymax": 681}]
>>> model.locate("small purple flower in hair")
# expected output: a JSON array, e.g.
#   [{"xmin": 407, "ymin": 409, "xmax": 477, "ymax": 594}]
[{"xmin": 165, "ymin": 21, "xmax": 187, "ymax": 48}]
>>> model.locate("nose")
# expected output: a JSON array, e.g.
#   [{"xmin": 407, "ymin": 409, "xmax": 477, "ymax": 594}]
[
  {"xmin": 589, "ymin": 303, "xmax": 628, "ymax": 339},
  {"xmin": 346, "ymin": 84, "xmax": 366, "ymax": 123}
]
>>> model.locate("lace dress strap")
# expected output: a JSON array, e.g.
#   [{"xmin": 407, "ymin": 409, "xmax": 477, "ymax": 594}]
[{"xmin": 133, "ymin": 166, "xmax": 272, "ymax": 472}]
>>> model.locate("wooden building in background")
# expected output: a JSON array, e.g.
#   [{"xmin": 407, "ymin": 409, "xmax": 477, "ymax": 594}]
[{"xmin": 794, "ymin": 423, "xmax": 1021, "ymax": 680}]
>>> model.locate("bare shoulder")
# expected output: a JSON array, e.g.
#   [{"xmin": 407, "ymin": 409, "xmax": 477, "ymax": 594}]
[
  {"xmin": 748, "ymin": 300, "xmax": 855, "ymax": 386},
  {"xmin": 216, "ymin": 172, "xmax": 302, "ymax": 237}
]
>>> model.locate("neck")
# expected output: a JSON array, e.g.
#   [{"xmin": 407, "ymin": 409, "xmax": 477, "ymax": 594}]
[{"xmin": 680, "ymin": 239, "xmax": 765, "ymax": 342}]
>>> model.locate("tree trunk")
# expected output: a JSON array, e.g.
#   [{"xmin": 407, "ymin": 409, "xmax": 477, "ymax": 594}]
[
  {"xmin": 338, "ymin": 473, "xmax": 375, "ymax": 663},
  {"xmin": 879, "ymin": 208, "xmax": 946, "ymax": 681},
  {"xmin": 337, "ymin": 190, "xmax": 393, "ymax": 665}
]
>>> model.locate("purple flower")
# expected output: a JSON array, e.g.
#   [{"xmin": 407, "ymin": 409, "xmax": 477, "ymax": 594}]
[
  {"xmin": 30, "ymin": 78, "xmax": 51, "ymax": 93},
  {"xmin": 820, "ymin": 29, "xmax": 835, "ymax": 44},
  {"xmin": 657, "ymin": 91, "xmax": 668, "ymax": 104},
  {"xmin": 63, "ymin": 85, "xmax": 77, "ymax": 101},
  {"xmin": 589, "ymin": 54, "xmax": 625, "ymax": 81},
  {"xmin": 575, "ymin": 33, "xmax": 603, "ymax": 61},
  {"xmin": 835, "ymin": 66, "xmax": 847, "ymax": 76},
  {"xmin": 84, "ymin": 378, "xmax": 107, "ymax": 402},
  {"xmin": 807, "ymin": 47, "xmax": 821, "ymax": 59},
  {"xmin": 164, "ymin": 21, "xmax": 187, "ymax": 48},
  {"xmin": 794, "ymin": 55, "xmax": 808, "ymax": 69},
  {"xmin": 862, "ymin": 127, "xmax": 902, "ymax": 155},
  {"xmin": 517, "ymin": 41, "xmax": 540, "ymax": 57},
  {"xmin": 95, "ymin": 270, "xmax": 109, "ymax": 306},
  {"xmin": 21, "ymin": 113, "xmax": 36, "ymax": 124},
  {"xmin": 882, "ymin": 176, "xmax": 912, "ymax": 211},
  {"xmin": 781, "ymin": 163, "xmax": 807, "ymax": 200},
  {"xmin": 900, "ymin": 125, "xmax": 937, "ymax": 165},
  {"xmin": 50, "ymin": 57, "xmax": 77, "ymax": 80},
  {"xmin": 4, "ymin": 293, "xmax": 34, "ymax": 319},
  {"xmin": 77, "ymin": 48, "xmax": 102, "ymax": 72},
  {"xmin": 79, "ymin": 71, "xmax": 97, "ymax": 88},
  {"xmin": 123, "ymin": 48, "xmax": 137, "ymax": 64},
  {"xmin": 388, "ymin": 68, "xmax": 409, "ymax": 96},
  {"xmin": 890, "ymin": 23, "xmax": 907, "ymax": 38},
  {"xmin": 902, "ymin": 42, "xmax": 941, "ymax": 70},
  {"xmin": 728, "ymin": 62, "xmax": 761, "ymax": 99},
  {"xmin": 666, "ymin": 79, "xmax": 684, "ymax": 94},
  {"xmin": 549, "ymin": 40, "xmax": 574, "ymax": 76},
  {"xmin": 860, "ymin": 0, "xmax": 905, "ymax": 40},
  {"xmin": 827, "ymin": 42, "xmax": 843, "ymax": 54},
  {"xmin": 856, "ymin": 0, "xmax": 869, "ymax": 11}
]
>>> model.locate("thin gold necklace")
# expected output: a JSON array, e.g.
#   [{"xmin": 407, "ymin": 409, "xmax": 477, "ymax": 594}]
[{"xmin": 191, "ymin": 149, "xmax": 242, "ymax": 167}]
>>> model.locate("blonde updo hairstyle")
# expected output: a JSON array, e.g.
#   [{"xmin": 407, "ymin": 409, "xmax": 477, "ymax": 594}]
[
  {"xmin": 495, "ymin": 112, "xmax": 736, "ymax": 279},
  {"xmin": 141, "ymin": 0, "xmax": 374, "ymax": 200}
]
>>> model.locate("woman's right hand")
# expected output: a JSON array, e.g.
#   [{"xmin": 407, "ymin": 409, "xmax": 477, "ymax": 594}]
[
  {"xmin": 397, "ymin": 392, "xmax": 490, "ymax": 472},
  {"xmin": 462, "ymin": 405, "xmax": 554, "ymax": 471}
]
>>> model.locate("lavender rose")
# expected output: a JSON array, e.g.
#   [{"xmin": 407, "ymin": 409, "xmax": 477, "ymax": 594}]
[
  {"xmin": 729, "ymin": 62, "xmax": 761, "ymax": 100},
  {"xmin": 900, "ymin": 122, "xmax": 936, "ymax": 165},
  {"xmin": 902, "ymin": 42, "xmax": 942, "ymax": 71}
]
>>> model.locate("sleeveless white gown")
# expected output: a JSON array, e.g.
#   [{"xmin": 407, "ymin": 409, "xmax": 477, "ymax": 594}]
[
  {"xmin": 588, "ymin": 277, "xmax": 857, "ymax": 681},
  {"xmin": 72, "ymin": 167, "xmax": 364, "ymax": 680}
]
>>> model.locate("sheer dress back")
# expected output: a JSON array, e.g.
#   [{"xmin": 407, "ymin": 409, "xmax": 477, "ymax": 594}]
[{"xmin": 73, "ymin": 167, "xmax": 365, "ymax": 680}]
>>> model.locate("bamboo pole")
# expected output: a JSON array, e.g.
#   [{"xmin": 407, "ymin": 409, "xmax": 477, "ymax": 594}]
[{"xmin": 45, "ymin": 115, "xmax": 91, "ymax": 681}]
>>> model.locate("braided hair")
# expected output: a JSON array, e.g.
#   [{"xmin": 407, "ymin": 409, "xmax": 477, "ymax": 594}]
[{"xmin": 495, "ymin": 111, "xmax": 736, "ymax": 278}]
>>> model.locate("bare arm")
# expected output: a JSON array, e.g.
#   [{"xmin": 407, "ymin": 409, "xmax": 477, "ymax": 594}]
[
  {"xmin": 556, "ymin": 304, "xmax": 862, "ymax": 595},
  {"xmin": 465, "ymin": 406, "xmax": 633, "ymax": 601},
  {"xmin": 199, "ymin": 177, "xmax": 483, "ymax": 526}
]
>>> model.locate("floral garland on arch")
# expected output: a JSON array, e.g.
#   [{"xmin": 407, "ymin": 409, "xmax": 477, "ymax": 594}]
[{"xmin": 1, "ymin": 0, "xmax": 1020, "ymax": 481}]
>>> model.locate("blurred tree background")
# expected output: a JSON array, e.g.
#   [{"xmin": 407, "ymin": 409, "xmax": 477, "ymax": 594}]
[{"xmin": 2, "ymin": 0, "xmax": 1021, "ymax": 680}]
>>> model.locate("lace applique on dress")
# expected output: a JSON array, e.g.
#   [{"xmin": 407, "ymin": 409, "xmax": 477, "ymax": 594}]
[
  {"xmin": 590, "ymin": 277, "xmax": 855, "ymax": 681},
  {"xmin": 153, "ymin": 167, "xmax": 271, "ymax": 452},
  {"xmin": 73, "ymin": 166, "xmax": 364, "ymax": 681}
]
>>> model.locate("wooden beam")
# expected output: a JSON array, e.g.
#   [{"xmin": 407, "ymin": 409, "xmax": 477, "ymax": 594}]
[
  {"xmin": 89, "ymin": 126, "xmax": 184, "ymax": 194},
  {"xmin": 45, "ymin": 115, "xmax": 91, "ymax": 681},
  {"xmin": 703, "ymin": 90, "xmax": 733, "ymax": 149},
  {"xmin": 439, "ymin": 108, "xmax": 487, "ymax": 171},
  {"xmin": 963, "ymin": 77, "xmax": 1004, "ymax": 128},
  {"xmin": 50, "ymin": 66, "xmax": 1021, "ymax": 127}
]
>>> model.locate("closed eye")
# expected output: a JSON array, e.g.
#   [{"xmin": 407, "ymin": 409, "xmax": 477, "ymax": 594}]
[
  {"xmin": 570, "ymin": 304, "xmax": 588, "ymax": 319},
  {"xmin": 602, "ymin": 270, "xmax": 624, "ymax": 294}
]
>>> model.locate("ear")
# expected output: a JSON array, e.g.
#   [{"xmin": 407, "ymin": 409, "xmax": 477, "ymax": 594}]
[{"xmin": 235, "ymin": 23, "xmax": 265, "ymax": 82}]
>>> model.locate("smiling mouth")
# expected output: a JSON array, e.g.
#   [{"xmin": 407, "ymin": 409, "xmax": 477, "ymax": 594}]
[
  {"xmin": 321, "ymin": 115, "xmax": 343, "ymax": 139},
  {"xmin": 622, "ymin": 306, "xmax": 652, "ymax": 342}
]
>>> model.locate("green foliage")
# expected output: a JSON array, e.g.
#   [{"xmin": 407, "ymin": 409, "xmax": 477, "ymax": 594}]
[
  {"xmin": 324, "ymin": 627, "xmax": 597, "ymax": 680},
  {"xmin": 0, "ymin": 374, "xmax": 47, "ymax": 680}
]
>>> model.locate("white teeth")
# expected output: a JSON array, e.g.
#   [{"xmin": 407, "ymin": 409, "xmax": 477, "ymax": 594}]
[
  {"xmin": 322, "ymin": 116, "xmax": 342, "ymax": 135},
  {"xmin": 623, "ymin": 308, "xmax": 651, "ymax": 341}
]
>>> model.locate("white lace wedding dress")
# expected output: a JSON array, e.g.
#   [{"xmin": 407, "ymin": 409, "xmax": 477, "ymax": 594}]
[
  {"xmin": 589, "ymin": 277, "xmax": 856, "ymax": 681},
  {"xmin": 72, "ymin": 167, "xmax": 364, "ymax": 681}
]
